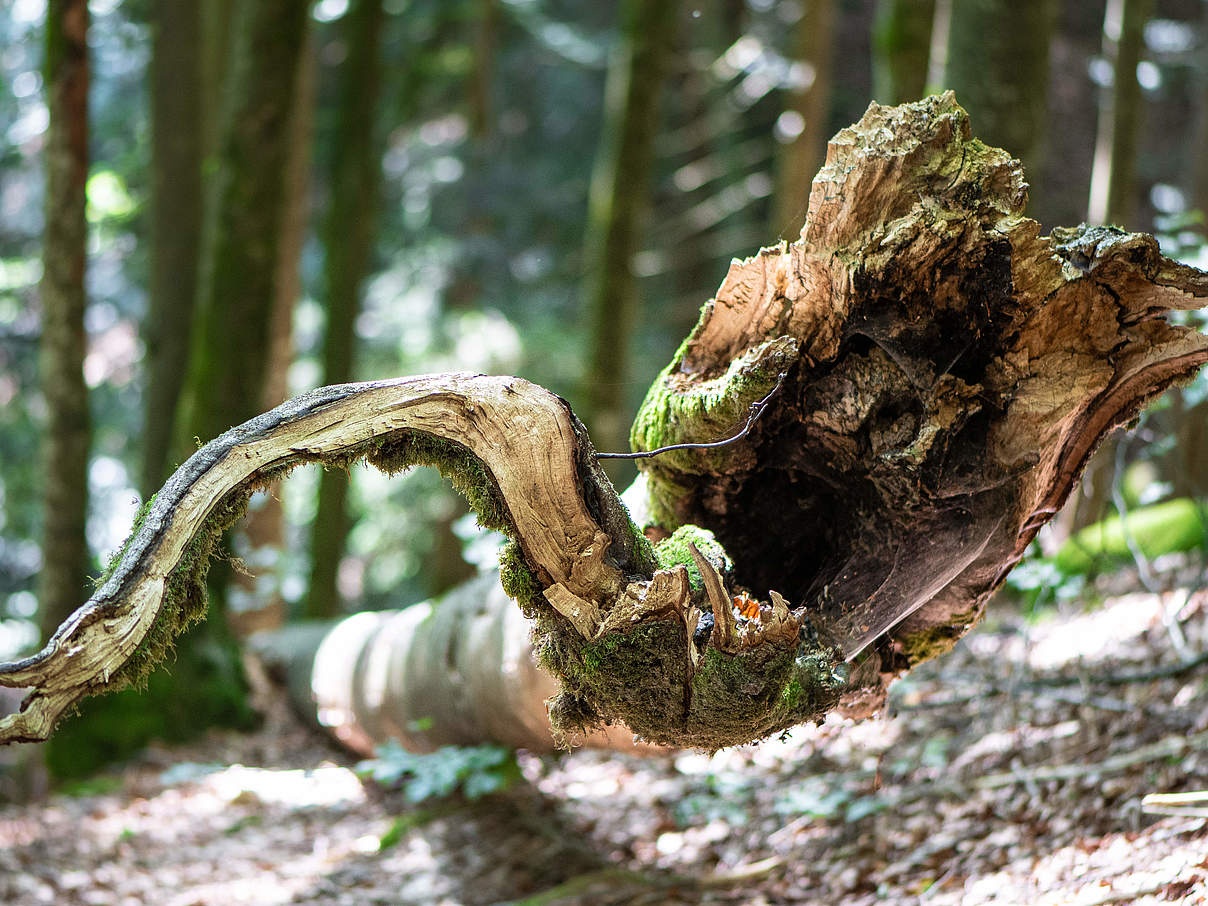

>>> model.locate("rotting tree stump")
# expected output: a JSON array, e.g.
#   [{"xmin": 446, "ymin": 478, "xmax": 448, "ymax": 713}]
[{"xmin": 4, "ymin": 94, "xmax": 1207, "ymax": 752}]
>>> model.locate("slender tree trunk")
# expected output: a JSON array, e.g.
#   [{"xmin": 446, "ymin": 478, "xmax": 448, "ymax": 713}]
[
  {"xmin": 306, "ymin": 0, "xmax": 386, "ymax": 621},
  {"xmin": 38, "ymin": 0, "xmax": 92, "ymax": 640},
  {"xmin": 944, "ymin": 0, "xmax": 1052, "ymax": 182},
  {"xmin": 871, "ymin": 0, "xmax": 935, "ymax": 105},
  {"xmin": 141, "ymin": 0, "xmax": 203, "ymax": 498},
  {"xmin": 1087, "ymin": 0, "xmax": 1152, "ymax": 227},
  {"xmin": 773, "ymin": 0, "xmax": 836, "ymax": 239},
  {"xmin": 230, "ymin": 30, "xmax": 317, "ymax": 637},
  {"xmin": 175, "ymin": 0, "xmax": 311, "ymax": 461},
  {"xmin": 200, "ymin": 0, "xmax": 235, "ymax": 160},
  {"xmin": 582, "ymin": 0, "xmax": 681, "ymax": 465}
]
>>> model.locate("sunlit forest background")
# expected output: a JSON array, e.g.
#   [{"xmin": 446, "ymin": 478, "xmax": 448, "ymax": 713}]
[{"xmin": 2, "ymin": 0, "xmax": 1208, "ymax": 775}]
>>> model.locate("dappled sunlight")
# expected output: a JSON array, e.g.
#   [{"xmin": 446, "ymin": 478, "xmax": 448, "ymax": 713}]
[{"xmin": 1027, "ymin": 591, "xmax": 1195, "ymax": 671}]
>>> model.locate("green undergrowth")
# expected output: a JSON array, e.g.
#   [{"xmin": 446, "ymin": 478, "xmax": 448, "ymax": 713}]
[
  {"xmin": 45, "ymin": 618, "xmax": 257, "ymax": 779},
  {"xmin": 356, "ymin": 739, "xmax": 521, "ymax": 803}
]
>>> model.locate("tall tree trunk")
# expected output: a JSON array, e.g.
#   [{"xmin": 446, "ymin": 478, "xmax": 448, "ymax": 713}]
[
  {"xmin": 871, "ymin": 0, "xmax": 935, "ymax": 105},
  {"xmin": 200, "ymin": 0, "xmax": 235, "ymax": 159},
  {"xmin": 306, "ymin": 0, "xmax": 386, "ymax": 621},
  {"xmin": 175, "ymin": 0, "xmax": 311, "ymax": 461},
  {"xmin": 1087, "ymin": 0, "xmax": 1152, "ymax": 227},
  {"xmin": 944, "ymin": 0, "xmax": 1052, "ymax": 184},
  {"xmin": 582, "ymin": 0, "xmax": 681, "ymax": 467},
  {"xmin": 229, "ymin": 30, "xmax": 317, "ymax": 637},
  {"xmin": 38, "ymin": 0, "xmax": 92, "ymax": 640},
  {"xmin": 773, "ymin": 0, "xmax": 836, "ymax": 239},
  {"xmin": 141, "ymin": 0, "xmax": 203, "ymax": 498}
]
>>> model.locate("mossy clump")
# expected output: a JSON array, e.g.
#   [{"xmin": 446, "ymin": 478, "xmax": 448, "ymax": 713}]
[
  {"xmin": 498, "ymin": 538, "xmax": 542, "ymax": 618},
  {"xmin": 368, "ymin": 430, "xmax": 513, "ymax": 536},
  {"xmin": 629, "ymin": 335, "xmax": 797, "ymax": 474},
  {"xmin": 681, "ymin": 643, "xmax": 844, "ymax": 747},
  {"xmin": 653, "ymin": 525, "xmax": 732, "ymax": 595},
  {"xmin": 541, "ymin": 619, "xmax": 690, "ymax": 745},
  {"xmin": 896, "ymin": 607, "xmax": 977, "ymax": 666}
]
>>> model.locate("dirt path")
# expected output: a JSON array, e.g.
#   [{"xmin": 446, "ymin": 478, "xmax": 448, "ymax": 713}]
[{"xmin": 1, "ymin": 586, "xmax": 1206, "ymax": 905}]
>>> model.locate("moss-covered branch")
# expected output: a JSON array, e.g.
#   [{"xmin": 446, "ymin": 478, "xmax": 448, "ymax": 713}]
[{"xmin": 1, "ymin": 373, "xmax": 841, "ymax": 750}]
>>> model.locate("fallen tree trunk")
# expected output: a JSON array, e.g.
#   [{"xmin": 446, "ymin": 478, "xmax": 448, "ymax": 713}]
[{"xmin": 4, "ymin": 93, "xmax": 1207, "ymax": 752}]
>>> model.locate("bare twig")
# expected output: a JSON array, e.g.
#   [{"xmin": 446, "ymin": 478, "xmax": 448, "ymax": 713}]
[{"xmin": 596, "ymin": 372, "xmax": 787, "ymax": 459}]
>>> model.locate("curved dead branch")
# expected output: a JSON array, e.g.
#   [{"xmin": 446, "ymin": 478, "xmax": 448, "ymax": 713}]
[
  {"xmin": 0, "ymin": 374, "xmax": 642, "ymax": 743},
  {"xmin": 1, "ymin": 372, "xmax": 840, "ymax": 749}
]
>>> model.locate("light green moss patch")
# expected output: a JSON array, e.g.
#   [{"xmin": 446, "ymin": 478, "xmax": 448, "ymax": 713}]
[
  {"xmin": 653, "ymin": 525, "xmax": 732, "ymax": 594},
  {"xmin": 629, "ymin": 335, "xmax": 797, "ymax": 474},
  {"xmin": 896, "ymin": 606, "xmax": 978, "ymax": 666}
]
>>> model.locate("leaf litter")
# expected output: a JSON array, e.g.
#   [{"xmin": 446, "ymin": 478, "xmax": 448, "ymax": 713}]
[{"xmin": 1, "ymin": 575, "xmax": 1206, "ymax": 905}]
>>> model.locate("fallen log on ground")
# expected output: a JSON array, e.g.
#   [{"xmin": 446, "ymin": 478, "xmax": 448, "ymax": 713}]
[{"xmin": 3, "ymin": 93, "xmax": 1207, "ymax": 752}]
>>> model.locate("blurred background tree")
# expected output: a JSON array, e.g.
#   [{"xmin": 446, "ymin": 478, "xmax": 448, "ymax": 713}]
[{"xmin": 2, "ymin": 0, "xmax": 1207, "ymax": 779}]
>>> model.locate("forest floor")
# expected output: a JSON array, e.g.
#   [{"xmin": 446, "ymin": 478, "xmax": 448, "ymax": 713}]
[{"xmin": 2, "ymin": 572, "xmax": 1207, "ymax": 906}]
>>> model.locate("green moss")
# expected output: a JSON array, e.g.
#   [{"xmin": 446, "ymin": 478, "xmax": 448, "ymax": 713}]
[
  {"xmin": 544, "ymin": 620, "xmax": 689, "ymax": 744},
  {"xmin": 683, "ymin": 644, "xmax": 845, "ymax": 747},
  {"xmin": 368, "ymin": 430, "xmax": 512, "ymax": 535},
  {"xmin": 653, "ymin": 525, "xmax": 732, "ymax": 594},
  {"xmin": 896, "ymin": 607, "xmax": 977, "ymax": 666},
  {"xmin": 108, "ymin": 485, "xmax": 255, "ymax": 695},
  {"xmin": 629, "ymin": 335, "xmax": 797, "ymax": 472},
  {"xmin": 498, "ymin": 538, "xmax": 542, "ymax": 618},
  {"xmin": 95, "ymin": 494, "xmax": 156, "ymax": 590}
]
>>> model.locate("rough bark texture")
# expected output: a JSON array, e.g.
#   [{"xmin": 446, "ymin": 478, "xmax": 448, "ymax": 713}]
[
  {"xmin": 307, "ymin": 0, "xmax": 386, "ymax": 621},
  {"xmin": 142, "ymin": 0, "xmax": 202, "ymax": 498},
  {"xmin": 5, "ymin": 96, "xmax": 1207, "ymax": 754},
  {"xmin": 628, "ymin": 93, "xmax": 1208, "ymax": 715},
  {"xmin": 38, "ymin": 0, "xmax": 93, "ymax": 639}
]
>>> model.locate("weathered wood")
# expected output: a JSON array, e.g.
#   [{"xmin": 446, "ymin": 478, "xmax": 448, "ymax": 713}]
[
  {"xmin": 5, "ymin": 94, "xmax": 1208, "ymax": 752},
  {"xmin": 629, "ymin": 93, "xmax": 1208, "ymax": 717},
  {"xmin": 0, "ymin": 374, "xmax": 650, "ymax": 744}
]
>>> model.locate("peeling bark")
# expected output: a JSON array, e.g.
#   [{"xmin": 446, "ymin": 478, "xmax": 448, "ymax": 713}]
[{"xmin": 4, "ymin": 95, "xmax": 1207, "ymax": 752}]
